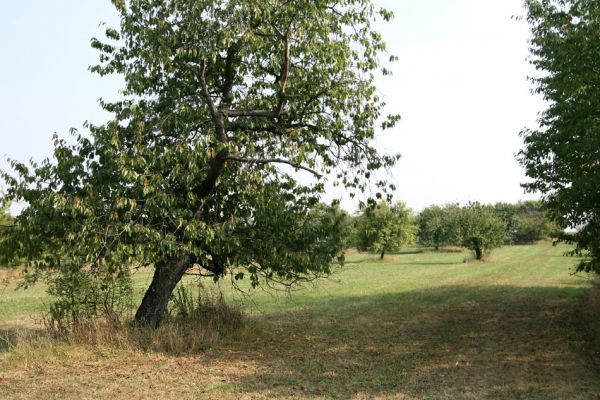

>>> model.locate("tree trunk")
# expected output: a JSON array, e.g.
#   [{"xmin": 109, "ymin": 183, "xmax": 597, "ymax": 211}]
[
  {"xmin": 474, "ymin": 247, "xmax": 483, "ymax": 260},
  {"xmin": 133, "ymin": 147, "xmax": 229, "ymax": 328},
  {"xmin": 380, "ymin": 249, "xmax": 385, "ymax": 260},
  {"xmin": 134, "ymin": 253, "xmax": 192, "ymax": 327}
]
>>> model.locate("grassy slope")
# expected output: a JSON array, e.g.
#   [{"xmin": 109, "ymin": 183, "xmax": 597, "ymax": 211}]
[{"xmin": 1, "ymin": 243, "xmax": 599, "ymax": 399}]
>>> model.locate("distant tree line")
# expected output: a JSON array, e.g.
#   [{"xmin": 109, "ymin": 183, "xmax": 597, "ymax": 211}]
[
  {"xmin": 416, "ymin": 200, "xmax": 558, "ymax": 259},
  {"xmin": 348, "ymin": 200, "xmax": 557, "ymax": 261}
]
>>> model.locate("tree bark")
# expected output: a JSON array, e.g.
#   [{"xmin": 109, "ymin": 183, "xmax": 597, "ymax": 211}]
[
  {"xmin": 474, "ymin": 247, "xmax": 483, "ymax": 260},
  {"xmin": 134, "ymin": 254, "xmax": 192, "ymax": 327},
  {"xmin": 380, "ymin": 249, "xmax": 385, "ymax": 260}
]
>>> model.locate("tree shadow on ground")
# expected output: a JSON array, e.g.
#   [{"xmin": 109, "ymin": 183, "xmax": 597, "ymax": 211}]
[{"xmin": 208, "ymin": 285, "xmax": 600, "ymax": 399}]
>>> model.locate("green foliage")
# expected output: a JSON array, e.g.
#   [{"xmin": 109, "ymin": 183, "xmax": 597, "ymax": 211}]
[
  {"xmin": 354, "ymin": 201, "xmax": 417, "ymax": 259},
  {"xmin": 494, "ymin": 201, "xmax": 559, "ymax": 244},
  {"xmin": 0, "ymin": 0, "xmax": 399, "ymax": 325},
  {"xmin": 454, "ymin": 203, "xmax": 507, "ymax": 260},
  {"xmin": 0, "ymin": 200, "xmax": 10, "ymax": 226},
  {"xmin": 519, "ymin": 0, "xmax": 600, "ymax": 273},
  {"xmin": 0, "ymin": 195, "xmax": 13, "ymax": 267},
  {"xmin": 416, "ymin": 204, "xmax": 461, "ymax": 250},
  {"xmin": 416, "ymin": 205, "xmax": 443, "ymax": 249},
  {"xmin": 46, "ymin": 263, "xmax": 133, "ymax": 325}
]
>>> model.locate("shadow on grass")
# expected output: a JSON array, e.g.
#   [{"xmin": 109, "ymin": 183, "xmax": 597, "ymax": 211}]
[
  {"xmin": 209, "ymin": 284, "xmax": 599, "ymax": 399},
  {"xmin": 343, "ymin": 250, "xmax": 427, "ymax": 265},
  {"xmin": 404, "ymin": 260, "xmax": 464, "ymax": 266}
]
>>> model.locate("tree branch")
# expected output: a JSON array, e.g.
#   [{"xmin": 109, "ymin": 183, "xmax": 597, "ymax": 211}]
[
  {"xmin": 199, "ymin": 60, "xmax": 228, "ymax": 144},
  {"xmin": 275, "ymin": 27, "xmax": 291, "ymax": 116},
  {"xmin": 221, "ymin": 39, "xmax": 244, "ymax": 106},
  {"xmin": 226, "ymin": 156, "xmax": 322, "ymax": 177},
  {"xmin": 220, "ymin": 109, "xmax": 284, "ymax": 118}
]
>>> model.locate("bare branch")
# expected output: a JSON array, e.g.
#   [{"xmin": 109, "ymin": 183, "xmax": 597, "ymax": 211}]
[
  {"xmin": 221, "ymin": 39, "xmax": 244, "ymax": 106},
  {"xmin": 199, "ymin": 60, "xmax": 228, "ymax": 144},
  {"xmin": 275, "ymin": 28, "xmax": 291, "ymax": 116},
  {"xmin": 226, "ymin": 156, "xmax": 322, "ymax": 178},
  {"xmin": 220, "ymin": 109, "xmax": 284, "ymax": 118}
]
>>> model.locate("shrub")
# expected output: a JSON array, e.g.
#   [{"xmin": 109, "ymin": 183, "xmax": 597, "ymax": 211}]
[{"xmin": 45, "ymin": 263, "xmax": 134, "ymax": 330}]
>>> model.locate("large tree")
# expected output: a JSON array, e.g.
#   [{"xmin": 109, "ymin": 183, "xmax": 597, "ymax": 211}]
[
  {"xmin": 519, "ymin": 0, "xmax": 600, "ymax": 273},
  {"xmin": 0, "ymin": 0, "xmax": 400, "ymax": 327},
  {"xmin": 354, "ymin": 201, "xmax": 416, "ymax": 259}
]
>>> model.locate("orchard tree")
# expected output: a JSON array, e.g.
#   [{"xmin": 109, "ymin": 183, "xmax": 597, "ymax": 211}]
[
  {"xmin": 0, "ymin": 0, "xmax": 400, "ymax": 327},
  {"xmin": 354, "ymin": 201, "xmax": 416, "ymax": 259},
  {"xmin": 493, "ymin": 201, "xmax": 558, "ymax": 244},
  {"xmin": 416, "ymin": 205, "xmax": 444, "ymax": 250},
  {"xmin": 519, "ymin": 0, "xmax": 600, "ymax": 273},
  {"xmin": 456, "ymin": 203, "xmax": 506, "ymax": 260},
  {"xmin": 512, "ymin": 201, "xmax": 559, "ymax": 244},
  {"xmin": 416, "ymin": 204, "xmax": 461, "ymax": 250}
]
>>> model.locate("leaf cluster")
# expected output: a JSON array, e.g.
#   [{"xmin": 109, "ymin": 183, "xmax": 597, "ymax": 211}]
[{"xmin": 519, "ymin": 0, "xmax": 600, "ymax": 272}]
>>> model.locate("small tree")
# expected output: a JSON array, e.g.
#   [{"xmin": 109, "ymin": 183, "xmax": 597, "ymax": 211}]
[
  {"xmin": 355, "ymin": 201, "xmax": 416, "ymax": 259},
  {"xmin": 417, "ymin": 205, "xmax": 444, "ymax": 250},
  {"xmin": 417, "ymin": 204, "xmax": 461, "ymax": 250},
  {"xmin": 456, "ymin": 203, "xmax": 506, "ymax": 260}
]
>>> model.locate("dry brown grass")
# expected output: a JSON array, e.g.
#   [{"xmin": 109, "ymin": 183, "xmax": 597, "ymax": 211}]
[
  {"xmin": 583, "ymin": 278, "xmax": 600, "ymax": 367},
  {"xmin": 0, "ymin": 267, "xmax": 23, "ymax": 287},
  {"xmin": 37, "ymin": 289, "xmax": 247, "ymax": 355},
  {"xmin": 2, "ymin": 285, "xmax": 598, "ymax": 400}
]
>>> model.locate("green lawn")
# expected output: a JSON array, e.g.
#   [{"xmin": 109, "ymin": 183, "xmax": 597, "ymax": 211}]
[{"xmin": 1, "ymin": 243, "xmax": 599, "ymax": 399}]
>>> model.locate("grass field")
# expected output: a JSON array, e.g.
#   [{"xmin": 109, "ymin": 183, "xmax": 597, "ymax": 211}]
[{"xmin": 1, "ymin": 243, "xmax": 599, "ymax": 399}]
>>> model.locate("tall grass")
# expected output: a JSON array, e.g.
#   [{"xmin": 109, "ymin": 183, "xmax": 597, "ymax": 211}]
[{"xmin": 3, "ymin": 284, "xmax": 247, "ymax": 358}]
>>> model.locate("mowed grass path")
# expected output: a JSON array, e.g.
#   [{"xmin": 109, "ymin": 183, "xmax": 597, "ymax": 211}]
[{"xmin": 1, "ymin": 243, "xmax": 599, "ymax": 399}]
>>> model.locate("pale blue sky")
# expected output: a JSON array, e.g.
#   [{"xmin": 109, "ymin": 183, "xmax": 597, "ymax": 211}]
[{"xmin": 0, "ymin": 1, "xmax": 542, "ymax": 213}]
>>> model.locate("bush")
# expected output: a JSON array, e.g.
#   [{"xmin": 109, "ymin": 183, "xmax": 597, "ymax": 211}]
[{"xmin": 45, "ymin": 263, "xmax": 134, "ymax": 329}]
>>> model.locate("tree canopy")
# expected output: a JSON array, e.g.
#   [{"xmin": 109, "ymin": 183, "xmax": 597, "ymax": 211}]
[
  {"xmin": 354, "ymin": 201, "xmax": 416, "ymax": 259},
  {"xmin": 454, "ymin": 203, "xmax": 506, "ymax": 260},
  {"xmin": 493, "ymin": 201, "xmax": 559, "ymax": 244},
  {"xmin": 0, "ymin": 0, "xmax": 399, "ymax": 326},
  {"xmin": 416, "ymin": 204, "xmax": 454, "ymax": 250},
  {"xmin": 519, "ymin": 0, "xmax": 600, "ymax": 273}
]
